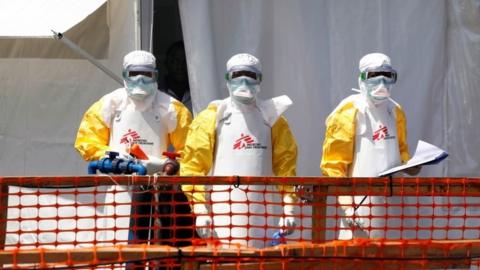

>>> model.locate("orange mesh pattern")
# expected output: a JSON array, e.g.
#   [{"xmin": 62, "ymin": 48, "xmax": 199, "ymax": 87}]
[{"xmin": 0, "ymin": 176, "xmax": 479, "ymax": 269}]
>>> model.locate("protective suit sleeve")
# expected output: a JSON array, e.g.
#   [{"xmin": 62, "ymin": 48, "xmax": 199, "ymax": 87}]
[
  {"xmin": 272, "ymin": 116, "xmax": 297, "ymax": 177},
  {"xmin": 180, "ymin": 104, "xmax": 218, "ymax": 204},
  {"xmin": 320, "ymin": 101, "xmax": 357, "ymax": 177},
  {"xmin": 168, "ymin": 100, "xmax": 193, "ymax": 153},
  {"xmin": 272, "ymin": 116, "xmax": 298, "ymax": 202},
  {"xmin": 74, "ymin": 99, "xmax": 110, "ymax": 161},
  {"xmin": 395, "ymin": 106, "xmax": 411, "ymax": 163}
]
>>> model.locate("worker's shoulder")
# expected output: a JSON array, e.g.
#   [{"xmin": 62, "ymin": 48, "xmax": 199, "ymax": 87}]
[
  {"xmin": 162, "ymin": 93, "xmax": 190, "ymax": 114},
  {"xmin": 97, "ymin": 88, "xmax": 126, "ymax": 108},
  {"xmin": 388, "ymin": 98, "xmax": 404, "ymax": 111},
  {"xmin": 272, "ymin": 115, "xmax": 289, "ymax": 127},
  {"xmin": 207, "ymin": 98, "xmax": 226, "ymax": 109},
  {"xmin": 330, "ymin": 94, "xmax": 358, "ymax": 116},
  {"xmin": 188, "ymin": 100, "xmax": 220, "ymax": 129},
  {"xmin": 390, "ymin": 99, "xmax": 406, "ymax": 119},
  {"xmin": 196, "ymin": 101, "xmax": 219, "ymax": 118},
  {"xmin": 102, "ymin": 88, "xmax": 125, "ymax": 99}
]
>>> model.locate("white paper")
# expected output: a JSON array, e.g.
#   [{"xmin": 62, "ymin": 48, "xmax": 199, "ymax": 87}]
[{"xmin": 379, "ymin": 140, "xmax": 448, "ymax": 176}]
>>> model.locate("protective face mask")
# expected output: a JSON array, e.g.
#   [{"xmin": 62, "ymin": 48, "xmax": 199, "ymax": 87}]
[
  {"xmin": 362, "ymin": 76, "xmax": 392, "ymax": 105},
  {"xmin": 227, "ymin": 77, "xmax": 260, "ymax": 104},
  {"xmin": 124, "ymin": 75, "xmax": 157, "ymax": 100}
]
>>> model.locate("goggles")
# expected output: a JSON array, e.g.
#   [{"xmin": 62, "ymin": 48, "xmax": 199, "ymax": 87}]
[
  {"xmin": 228, "ymin": 76, "xmax": 260, "ymax": 86},
  {"xmin": 122, "ymin": 66, "xmax": 158, "ymax": 83},
  {"xmin": 225, "ymin": 65, "xmax": 262, "ymax": 84},
  {"xmin": 360, "ymin": 65, "xmax": 397, "ymax": 83}
]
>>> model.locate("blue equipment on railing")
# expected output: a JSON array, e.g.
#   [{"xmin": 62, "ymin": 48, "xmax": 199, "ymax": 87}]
[
  {"xmin": 86, "ymin": 148, "xmax": 183, "ymax": 270},
  {"xmin": 87, "ymin": 151, "xmax": 147, "ymax": 175}
]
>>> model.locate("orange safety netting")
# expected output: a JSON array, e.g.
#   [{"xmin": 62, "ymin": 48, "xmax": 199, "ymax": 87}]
[{"xmin": 0, "ymin": 176, "xmax": 480, "ymax": 269}]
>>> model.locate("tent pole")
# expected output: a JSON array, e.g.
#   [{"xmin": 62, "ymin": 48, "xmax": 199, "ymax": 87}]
[
  {"xmin": 52, "ymin": 30, "xmax": 123, "ymax": 86},
  {"xmin": 134, "ymin": 0, "xmax": 141, "ymax": 50}
]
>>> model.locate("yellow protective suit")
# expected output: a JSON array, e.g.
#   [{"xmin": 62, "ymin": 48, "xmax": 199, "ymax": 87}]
[
  {"xmin": 320, "ymin": 95, "xmax": 411, "ymax": 240},
  {"xmin": 320, "ymin": 98, "xmax": 410, "ymax": 177},
  {"xmin": 74, "ymin": 89, "xmax": 192, "ymax": 161},
  {"xmin": 180, "ymin": 102, "xmax": 298, "ymax": 206},
  {"xmin": 74, "ymin": 89, "xmax": 192, "ymax": 246}
]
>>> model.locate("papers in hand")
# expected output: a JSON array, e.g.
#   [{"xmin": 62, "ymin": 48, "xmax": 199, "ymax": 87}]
[{"xmin": 379, "ymin": 140, "xmax": 448, "ymax": 177}]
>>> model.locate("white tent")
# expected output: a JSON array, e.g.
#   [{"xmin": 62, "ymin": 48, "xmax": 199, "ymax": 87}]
[
  {"xmin": 1, "ymin": 0, "xmax": 140, "ymax": 247},
  {"xmin": 0, "ymin": 1, "xmax": 136, "ymax": 176},
  {"xmin": 0, "ymin": 0, "xmax": 109, "ymax": 58},
  {"xmin": 180, "ymin": 0, "xmax": 480, "ymax": 177}
]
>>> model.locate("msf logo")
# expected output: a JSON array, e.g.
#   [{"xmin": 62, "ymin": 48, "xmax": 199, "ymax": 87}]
[
  {"xmin": 372, "ymin": 124, "xmax": 395, "ymax": 141},
  {"xmin": 233, "ymin": 133, "xmax": 255, "ymax": 150},
  {"xmin": 233, "ymin": 133, "xmax": 267, "ymax": 150},
  {"xmin": 120, "ymin": 129, "xmax": 141, "ymax": 144}
]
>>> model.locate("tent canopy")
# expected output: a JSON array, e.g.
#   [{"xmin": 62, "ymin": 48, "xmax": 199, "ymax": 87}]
[{"xmin": 0, "ymin": 0, "xmax": 109, "ymax": 58}]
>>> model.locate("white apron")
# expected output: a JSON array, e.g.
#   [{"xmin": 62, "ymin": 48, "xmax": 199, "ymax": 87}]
[
  {"xmin": 97, "ymin": 103, "xmax": 168, "ymax": 243},
  {"xmin": 210, "ymin": 102, "xmax": 282, "ymax": 248},
  {"xmin": 338, "ymin": 100, "xmax": 402, "ymax": 240}
]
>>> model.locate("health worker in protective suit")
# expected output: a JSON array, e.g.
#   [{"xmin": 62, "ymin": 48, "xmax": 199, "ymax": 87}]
[
  {"xmin": 320, "ymin": 52, "xmax": 420, "ymax": 240},
  {"xmin": 180, "ymin": 53, "xmax": 299, "ymax": 248},
  {"xmin": 74, "ymin": 50, "xmax": 193, "ymax": 246}
]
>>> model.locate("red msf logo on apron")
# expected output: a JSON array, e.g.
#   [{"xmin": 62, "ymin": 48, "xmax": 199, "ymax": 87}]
[
  {"xmin": 120, "ymin": 129, "xmax": 141, "ymax": 144},
  {"xmin": 232, "ymin": 133, "xmax": 267, "ymax": 150},
  {"xmin": 233, "ymin": 133, "xmax": 255, "ymax": 149},
  {"xmin": 119, "ymin": 128, "xmax": 155, "ymax": 146},
  {"xmin": 372, "ymin": 124, "xmax": 395, "ymax": 141}
]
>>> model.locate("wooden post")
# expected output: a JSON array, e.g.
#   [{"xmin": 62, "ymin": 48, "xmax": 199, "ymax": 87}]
[
  {"xmin": 0, "ymin": 183, "xmax": 8, "ymax": 251},
  {"xmin": 312, "ymin": 185, "xmax": 328, "ymax": 243}
]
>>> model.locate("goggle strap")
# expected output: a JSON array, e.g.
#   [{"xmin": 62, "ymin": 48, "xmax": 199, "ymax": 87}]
[{"xmin": 360, "ymin": 72, "xmax": 367, "ymax": 81}]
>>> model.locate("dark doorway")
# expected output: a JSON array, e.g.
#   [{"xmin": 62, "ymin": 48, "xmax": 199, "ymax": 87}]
[
  {"xmin": 149, "ymin": 0, "xmax": 196, "ymax": 252},
  {"xmin": 152, "ymin": 0, "xmax": 191, "ymax": 111}
]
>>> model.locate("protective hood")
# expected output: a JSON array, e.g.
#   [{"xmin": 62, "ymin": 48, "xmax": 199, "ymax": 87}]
[
  {"xmin": 122, "ymin": 50, "xmax": 158, "ymax": 100},
  {"xmin": 225, "ymin": 53, "xmax": 262, "ymax": 105},
  {"xmin": 358, "ymin": 53, "xmax": 396, "ymax": 106}
]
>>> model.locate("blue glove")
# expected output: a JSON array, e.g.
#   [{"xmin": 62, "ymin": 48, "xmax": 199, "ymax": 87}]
[{"xmin": 270, "ymin": 230, "xmax": 288, "ymax": 246}]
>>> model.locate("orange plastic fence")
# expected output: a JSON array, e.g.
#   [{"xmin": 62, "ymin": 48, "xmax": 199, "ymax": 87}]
[{"xmin": 0, "ymin": 176, "xmax": 479, "ymax": 269}]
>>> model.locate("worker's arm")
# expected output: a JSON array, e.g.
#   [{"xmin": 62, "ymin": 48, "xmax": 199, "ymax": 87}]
[
  {"xmin": 180, "ymin": 104, "xmax": 218, "ymax": 204},
  {"xmin": 320, "ymin": 101, "xmax": 357, "ymax": 177},
  {"xmin": 272, "ymin": 115, "xmax": 298, "ymax": 201},
  {"xmin": 395, "ymin": 106, "xmax": 421, "ymax": 175},
  {"xmin": 74, "ymin": 98, "xmax": 110, "ymax": 161}
]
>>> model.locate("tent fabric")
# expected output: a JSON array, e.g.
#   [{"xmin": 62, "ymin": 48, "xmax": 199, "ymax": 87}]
[
  {"xmin": 2, "ymin": 0, "xmax": 137, "ymax": 247},
  {"xmin": 179, "ymin": 0, "xmax": 480, "ymax": 177},
  {"xmin": 0, "ymin": 1, "xmax": 478, "ymax": 177},
  {"xmin": 0, "ymin": 1, "xmax": 135, "ymax": 176},
  {"xmin": 140, "ymin": 0, "xmax": 154, "ymax": 52},
  {"xmin": 0, "ymin": 0, "xmax": 109, "ymax": 58}
]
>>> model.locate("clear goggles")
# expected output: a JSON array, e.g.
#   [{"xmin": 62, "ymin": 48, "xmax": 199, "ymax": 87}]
[
  {"xmin": 225, "ymin": 66, "xmax": 262, "ymax": 84},
  {"xmin": 122, "ymin": 66, "xmax": 158, "ymax": 83},
  {"xmin": 360, "ymin": 65, "xmax": 397, "ymax": 84}
]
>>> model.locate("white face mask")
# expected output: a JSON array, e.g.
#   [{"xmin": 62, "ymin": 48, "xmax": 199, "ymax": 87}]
[
  {"xmin": 361, "ymin": 76, "xmax": 392, "ymax": 105},
  {"xmin": 124, "ymin": 75, "xmax": 157, "ymax": 100},
  {"xmin": 227, "ymin": 77, "xmax": 260, "ymax": 104}
]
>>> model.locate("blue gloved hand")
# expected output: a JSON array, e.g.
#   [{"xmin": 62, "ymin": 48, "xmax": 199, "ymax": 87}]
[{"xmin": 270, "ymin": 230, "xmax": 288, "ymax": 246}]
